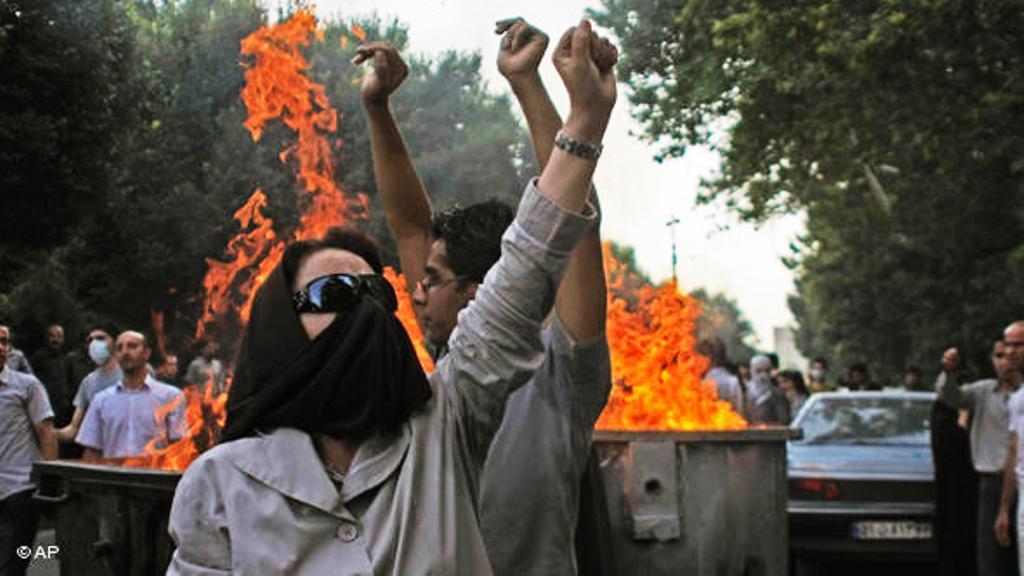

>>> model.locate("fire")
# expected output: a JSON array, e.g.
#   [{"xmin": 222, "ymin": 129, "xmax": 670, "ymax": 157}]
[
  {"xmin": 596, "ymin": 244, "xmax": 747, "ymax": 431},
  {"xmin": 196, "ymin": 189, "xmax": 285, "ymax": 337},
  {"xmin": 198, "ymin": 9, "xmax": 367, "ymax": 339},
  {"xmin": 123, "ymin": 381, "xmax": 229, "ymax": 471},
  {"xmin": 350, "ymin": 23, "xmax": 367, "ymax": 42},
  {"xmin": 384, "ymin": 267, "xmax": 434, "ymax": 372},
  {"xmin": 126, "ymin": 11, "xmax": 373, "ymax": 471}
]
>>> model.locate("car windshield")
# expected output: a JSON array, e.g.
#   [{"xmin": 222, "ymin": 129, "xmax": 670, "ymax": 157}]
[{"xmin": 794, "ymin": 396, "xmax": 932, "ymax": 446}]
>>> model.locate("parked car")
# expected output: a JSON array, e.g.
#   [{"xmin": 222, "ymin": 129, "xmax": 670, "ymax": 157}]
[{"xmin": 788, "ymin": 391, "xmax": 935, "ymax": 566}]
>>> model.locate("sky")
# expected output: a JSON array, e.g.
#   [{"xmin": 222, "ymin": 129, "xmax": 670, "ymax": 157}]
[{"xmin": 309, "ymin": 0, "xmax": 806, "ymax": 348}]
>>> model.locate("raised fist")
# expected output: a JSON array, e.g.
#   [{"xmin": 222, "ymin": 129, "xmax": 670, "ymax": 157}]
[{"xmin": 353, "ymin": 41, "xmax": 409, "ymax": 106}]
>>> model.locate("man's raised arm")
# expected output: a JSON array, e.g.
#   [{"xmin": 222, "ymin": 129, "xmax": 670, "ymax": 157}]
[
  {"xmin": 496, "ymin": 18, "xmax": 616, "ymax": 342},
  {"xmin": 356, "ymin": 42, "xmax": 433, "ymax": 289}
]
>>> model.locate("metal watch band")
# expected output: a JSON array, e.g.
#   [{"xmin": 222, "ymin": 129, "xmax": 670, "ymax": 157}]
[{"xmin": 554, "ymin": 130, "xmax": 603, "ymax": 160}]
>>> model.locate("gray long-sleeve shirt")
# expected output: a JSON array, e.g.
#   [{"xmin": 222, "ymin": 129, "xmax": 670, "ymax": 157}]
[
  {"xmin": 936, "ymin": 372, "xmax": 1014, "ymax": 473},
  {"xmin": 479, "ymin": 318, "xmax": 611, "ymax": 576}
]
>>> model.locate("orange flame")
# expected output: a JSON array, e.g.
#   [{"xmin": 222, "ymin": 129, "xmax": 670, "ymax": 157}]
[
  {"xmin": 197, "ymin": 9, "xmax": 368, "ymax": 338},
  {"xmin": 350, "ymin": 23, "xmax": 366, "ymax": 42},
  {"xmin": 123, "ymin": 381, "xmax": 229, "ymax": 471},
  {"xmin": 597, "ymin": 244, "xmax": 747, "ymax": 431},
  {"xmin": 384, "ymin": 267, "xmax": 435, "ymax": 372},
  {"xmin": 197, "ymin": 189, "xmax": 285, "ymax": 337},
  {"xmin": 127, "ymin": 11, "xmax": 377, "ymax": 471}
]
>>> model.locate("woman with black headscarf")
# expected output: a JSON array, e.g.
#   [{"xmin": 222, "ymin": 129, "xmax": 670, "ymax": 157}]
[{"xmin": 166, "ymin": 20, "xmax": 615, "ymax": 575}]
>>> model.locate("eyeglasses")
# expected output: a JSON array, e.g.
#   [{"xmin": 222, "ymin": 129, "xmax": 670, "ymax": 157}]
[
  {"xmin": 293, "ymin": 273, "xmax": 398, "ymax": 314},
  {"xmin": 416, "ymin": 273, "xmax": 467, "ymax": 293}
]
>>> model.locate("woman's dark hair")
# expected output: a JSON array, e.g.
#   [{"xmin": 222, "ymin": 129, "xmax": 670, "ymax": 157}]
[
  {"xmin": 281, "ymin": 227, "xmax": 384, "ymax": 289},
  {"xmin": 432, "ymin": 200, "xmax": 514, "ymax": 286},
  {"xmin": 779, "ymin": 370, "xmax": 809, "ymax": 396}
]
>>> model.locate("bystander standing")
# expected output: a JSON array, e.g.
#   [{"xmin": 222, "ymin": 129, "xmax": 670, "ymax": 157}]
[
  {"xmin": 808, "ymin": 357, "xmax": 832, "ymax": 393},
  {"xmin": 56, "ymin": 327, "xmax": 122, "ymax": 444},
  {"xmin": 29, "ymin": 323, "xmax": 73, "ymax": 427},
  {"xmin": 0, "ymin": 323, "xmax": 57, "ymax": 576},
  {"xmin": 778, "ymin": 370, "xmax": 810, "ymax": 421},
  {"xmin": 938, "ymin": 336, "xmax": 1020, "ymax": 575}
]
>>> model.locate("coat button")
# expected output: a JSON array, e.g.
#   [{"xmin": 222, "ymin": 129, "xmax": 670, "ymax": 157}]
[{"xmin": 337, "ymin": 523, "xmax": 359, "ymax": 543}]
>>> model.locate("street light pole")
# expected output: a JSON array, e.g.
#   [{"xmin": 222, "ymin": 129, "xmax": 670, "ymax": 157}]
[{"xmin": 666, "ymin": 215, "xmax": 681, "ymax": 285}]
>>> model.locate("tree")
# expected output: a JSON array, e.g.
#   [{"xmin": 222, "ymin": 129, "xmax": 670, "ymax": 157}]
[
  {"xmin": 0, "ymin": 0, "xmax": 138, "ymax": 281},
  {"xmin": 593, "ymin": 0, "xmax": 1024, "ymax": 379},
  {"xmin": 0, "ymin": 2, "xmax": 534, "ymax": 359},
  {"xmin": 691, "ymin": 288, "xmax": 757, "ymax": 363}
]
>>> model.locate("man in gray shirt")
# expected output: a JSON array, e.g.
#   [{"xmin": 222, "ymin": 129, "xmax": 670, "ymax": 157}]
[
  {"xmin": 937, "ymin": 336, "xmax": 1020, "ymax": 575},
  {"xmin": 57, "ymin": 327, "xmax": 122, "ymax": 444},
  {"xmin": 0, "ymin": 323, "xmax": 57, "ymax": 576},
  {"xmin": 359, "ymin": 20, "xmax": 613, "ymax": 574}
]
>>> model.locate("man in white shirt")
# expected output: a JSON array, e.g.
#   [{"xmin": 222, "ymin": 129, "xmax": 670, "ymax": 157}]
[
  {"xmin": 76, "ymin": 331, "xmax": 184, "ymax": 459},
  {"xmin": 992, "ymin": 321, "xmax": 1024, "ymax": 571}
]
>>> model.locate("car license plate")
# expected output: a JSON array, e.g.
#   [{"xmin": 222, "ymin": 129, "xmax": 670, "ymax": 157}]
[{"xmin": 851, "ymin": 521, "xmax": 932, "ymax": 540}]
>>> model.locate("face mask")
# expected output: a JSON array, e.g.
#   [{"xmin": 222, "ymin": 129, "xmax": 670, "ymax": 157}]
[
  {"xmin": 810, "ymin": 368, "xmax": 824, "ymax": 381},
  {"xmin": 89, "ymin": 339, "xmax": 111, "ymax": 366}
]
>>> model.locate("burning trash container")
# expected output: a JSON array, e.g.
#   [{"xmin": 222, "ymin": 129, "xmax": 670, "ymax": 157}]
[
  {"xmin": 591, "ymin": 428, "xmax": 793, "ymax": 576},
  {"xmin": 32, "ymin": 461, "xmax": 181, "ymax": 576}
]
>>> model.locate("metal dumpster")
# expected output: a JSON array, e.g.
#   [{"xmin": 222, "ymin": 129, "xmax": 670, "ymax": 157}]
[
  {"xmin": 32, "ymin": 461, "xmax": 180, "ymax": 576},
  {"xmin": 592, "ymin": 428, "xmax": 793, "ymax": 576}
]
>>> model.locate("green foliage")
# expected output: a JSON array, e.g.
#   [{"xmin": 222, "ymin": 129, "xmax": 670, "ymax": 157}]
[
  {"xmin": 594, "ymin": 0, "xmax": 1024, "ymax": 380},
  {"xmin": 1, "ymin": 1, "xmax": 531, "ymax": 357},
  {"xmin": 0, "ymin": 0, "xmax": 136, "ymax": 278},
  {"xmin": 690, "ymin": 288, "xmax": 758, "ymax": 363}
]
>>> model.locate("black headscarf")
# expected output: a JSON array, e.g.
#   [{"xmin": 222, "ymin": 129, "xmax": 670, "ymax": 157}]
[{"xmin": 222, "ymin": 244, "xmax": 432, "ymax": 443}]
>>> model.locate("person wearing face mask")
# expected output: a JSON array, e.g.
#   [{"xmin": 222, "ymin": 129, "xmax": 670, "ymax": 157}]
[
  {"xmin": 56, "ymin": 327, "xmax": 122, "ymax": 444},
  {"xmin": 807, "ymin": 356, "xmax": 832, "ymax": 393},
  {"xmin": 745, "ymin": 355, "xmax": 790, "ymax": 425}
]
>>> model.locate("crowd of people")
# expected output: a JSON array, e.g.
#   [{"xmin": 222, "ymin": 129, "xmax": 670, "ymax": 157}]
[
  {"xmin": 699, "ymin": 324, "xmax": 1024, "ymax": 576},
  {"xmin": 0, "ymin": 320, "xmax": 236, "ymax": 575},
  {"xmin": 696, "ymin": 337, "xmax": 924, "ymax": 426},
  {"xmin": 930, "ymin": 322, "xmax": 1024, "ymax": 576}
]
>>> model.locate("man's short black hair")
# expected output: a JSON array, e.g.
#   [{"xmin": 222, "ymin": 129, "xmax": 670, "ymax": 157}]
[
  {"xmin": 432, "ymin": 200, "xmax": 515, "ymax": 285},
  {"xmin": 906, "ymin": 366, "xmax": 922, "ymax": 377},
  {"xmin": 812, "ymin": 356, "xmax": 828, "ymax": 368}
]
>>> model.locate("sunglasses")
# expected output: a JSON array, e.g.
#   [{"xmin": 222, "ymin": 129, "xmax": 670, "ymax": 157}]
[{"xmin": 293, "ymin": 273, "xmax": 398, "ymax": 314}]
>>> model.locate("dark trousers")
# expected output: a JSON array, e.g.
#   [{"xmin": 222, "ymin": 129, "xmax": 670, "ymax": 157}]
[
  {"xmin": 978, "ymin": 472, "xmax": 1018, "ymax": 576},
  {"xmin": 0, "ymin": 490, "xmax": 39, "ymax": 576}
]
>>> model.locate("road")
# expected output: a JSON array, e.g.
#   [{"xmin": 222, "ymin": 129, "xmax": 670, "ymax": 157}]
[{"xmin": 795, "ymin": 559, "xmax": 936, "ymax": 576}]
